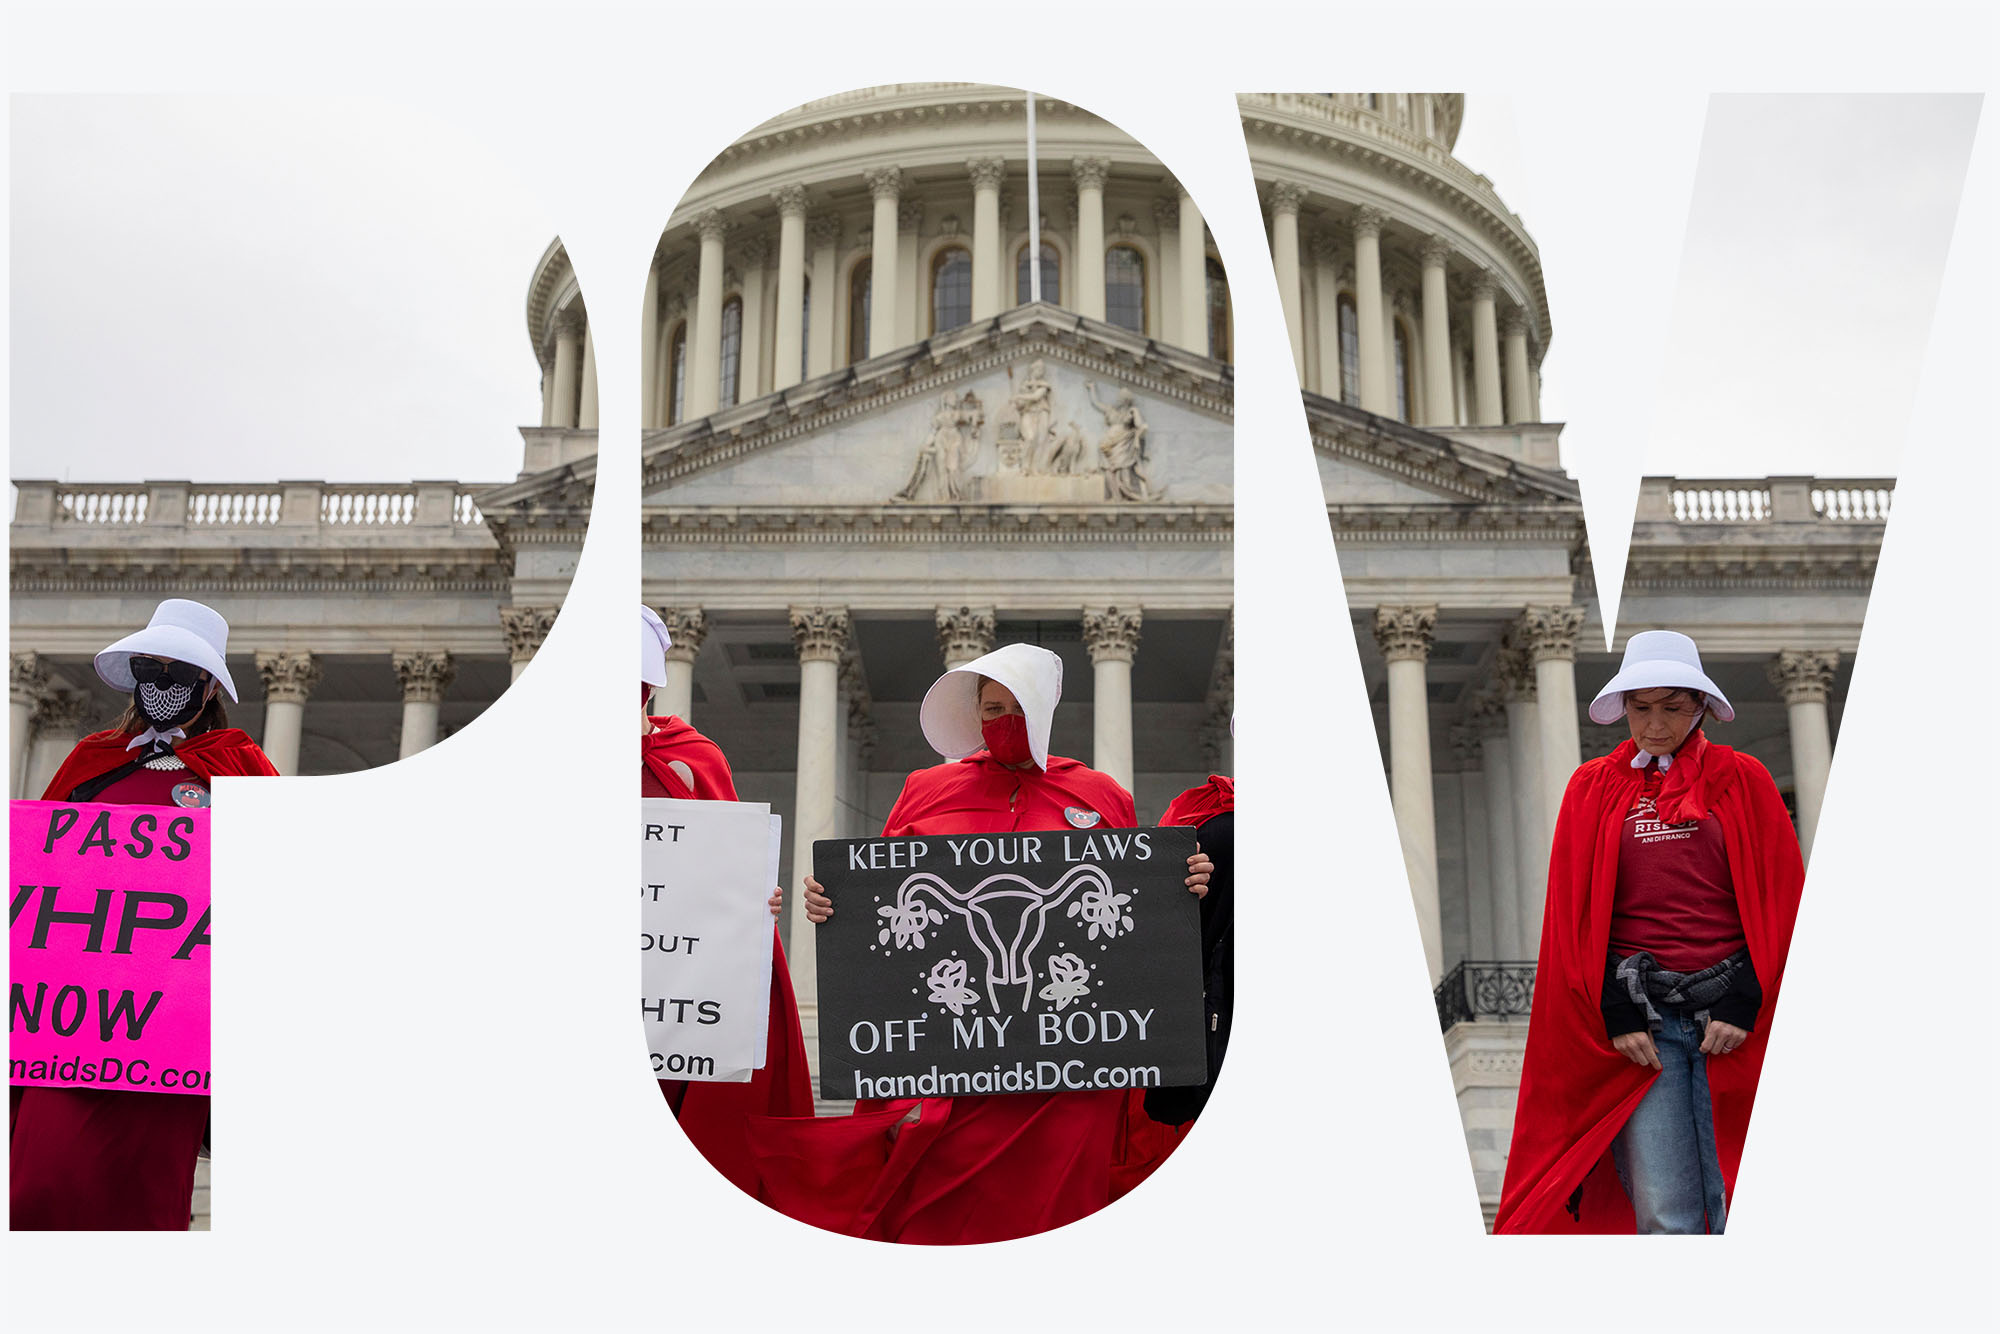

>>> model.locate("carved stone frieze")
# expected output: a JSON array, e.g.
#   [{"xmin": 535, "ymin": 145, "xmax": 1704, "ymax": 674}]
[{"xmin": 1373, "ymin": 604, "xmax": 1437, "ymax": 663}]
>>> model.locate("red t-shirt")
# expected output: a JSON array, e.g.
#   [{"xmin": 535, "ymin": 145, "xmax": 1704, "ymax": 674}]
[
  {"xmin": 81, "ymin": 762, "xmax": 210, "ymax": 808},
  {"xmin": 1607, "ymin": 764, "xmax": 1745, "ymax": 971}
]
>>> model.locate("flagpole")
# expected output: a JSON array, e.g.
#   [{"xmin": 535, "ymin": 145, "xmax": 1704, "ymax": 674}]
[{"xmin": 1026, "ymin": 90, "xmax": 1042, "ymax": 305}]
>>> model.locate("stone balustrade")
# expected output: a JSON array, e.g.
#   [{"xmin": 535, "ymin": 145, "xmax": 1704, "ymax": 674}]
[
  {"xmin": 17, "ymin": 480, "xmax": 492, "ymax": 534},
  {"xmin": 1638, "ymin": 475, "xmax": 1896, "ymax": 525}
]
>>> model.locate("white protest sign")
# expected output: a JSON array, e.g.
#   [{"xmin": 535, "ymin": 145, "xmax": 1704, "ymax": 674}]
[{"xmin": 640, "ymin": 797, "xmax": 778, "ymax": 1083}]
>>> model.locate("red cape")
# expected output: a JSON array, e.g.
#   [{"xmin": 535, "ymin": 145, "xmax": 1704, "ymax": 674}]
[
  {"xmin": 40, "ymin": 727, "xmax": 278, "ymax": 799},
  {"xmin": 749, "ymin": 752, "xmax": 1143, "ymax": 1244},
  {"xmin": 1160, "ymin": 774, "xmax": 1234, "ymax": 828},
  {"xmin": 643, "ymin": 719, "xmax": 815, "ymax": 1196},
  {"xmin": 1493, "ymin": 734, "xmax": 1805, "ymax": 1233}
]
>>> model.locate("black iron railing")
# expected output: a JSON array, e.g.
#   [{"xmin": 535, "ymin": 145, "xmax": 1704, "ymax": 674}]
[{"xmin": 1435, "ymin": 961, "xmax": 1538, "ymax": 1032}]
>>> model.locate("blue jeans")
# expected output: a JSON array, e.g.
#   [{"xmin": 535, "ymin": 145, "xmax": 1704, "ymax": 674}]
[{"xmin": 1612, "ymin": 1005, "xmax": 1728, "ymax": 1234}]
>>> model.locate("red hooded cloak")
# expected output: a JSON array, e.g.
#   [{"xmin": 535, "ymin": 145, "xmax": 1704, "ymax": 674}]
[
  {"xmin": 40, "ymin": 726, "xmax": 280, "ymax": 798},
  {"xmin": 1494, "ymin": 733, "xmax": 1804, "ymax": 1233},
  {"xmin": 642, "ymin": 717, "xmax": 815, "ymax": 1197},
  {"xmin": 747, "ymin": 750, "xmax": 1142, "ymax": 1244}
]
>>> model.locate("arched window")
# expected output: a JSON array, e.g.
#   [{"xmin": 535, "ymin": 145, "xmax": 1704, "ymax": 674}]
[
  {"xmin": 1205, "ymin": 256, "xmax": 1231, "ymax": 362},
  {"xmin": 668, "ymin": 322, "xmax": 688, "ymax": 425},
  {"xmin": 1016, "ymin": 243, "xmax": 1059, "ymax": 304},
  {"xmin": 1337, "ymin": 296, "xmax": 1360, "ymax": 406},
  {"xmin": 932, "ymin": 246, "xmax": 972, "ymax": 333},
  {"xmin": 1392, "ymin": 319, "xmax": 1412, "ymax": 421},
  {"xmin": 799, "ymin": 276, "xmax": 811, "ymax": 380},
  {"xmin": 1105, "ymin": 246, "xmax": 1145, "ymax": 333},
  {"xmin": 718, "ymin": 296, "xmax": 743, "ymax": 408},
  {"xmin": 848, "ymin": 259, "xmax": 871, "ymax": 364}
]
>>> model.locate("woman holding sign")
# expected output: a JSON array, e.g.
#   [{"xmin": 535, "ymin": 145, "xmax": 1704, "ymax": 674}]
[
  {"xmin": 779, "ymin": 642, "xmax": 1212, "ymax": 1244},
  {"xmin": 640, "ymin": 607, "xmax": 814, "ymax": 1195},
  {"xmin": 1496, "ymin": 631, "xmax": 1805, "ymax": 1235},
  {"xmin": 11, "ymin": 598, "xmax": 277, "ymax": 1230}
]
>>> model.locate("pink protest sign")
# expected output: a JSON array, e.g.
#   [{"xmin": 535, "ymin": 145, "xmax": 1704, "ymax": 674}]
[{"xmin": 9, "ymin": 800, "xmax": 211, "ymax": 1096}]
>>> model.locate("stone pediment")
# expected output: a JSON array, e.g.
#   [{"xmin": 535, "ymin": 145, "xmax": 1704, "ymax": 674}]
[
  {"xmin": 1304, "ymin": 392, "xmax": 1579, "ymax": 509},
  {"xmin": 639, "ymin": 305, "xmax": 1232, "ymax": 510}
]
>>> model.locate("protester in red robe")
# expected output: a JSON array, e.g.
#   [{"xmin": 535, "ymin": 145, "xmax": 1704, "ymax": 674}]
[
  {"xmin": 639, "ymin": 607, "xmax": 814, "ymax": 1195},
  {"xmin": 761, "ymin": 643, "xmax": 1212, "ymax": 1244},
  {"xmin": 11, "ymin": 599, "xmax": 278, "ymax": 1230},
  {"xmin": 1496, "ymin": 631, "xmax": 1805, "ymax": 1234}
]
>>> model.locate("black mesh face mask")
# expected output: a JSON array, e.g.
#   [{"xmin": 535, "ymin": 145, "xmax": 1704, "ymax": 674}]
[{"xmin": 132, "ymin": 673, "xmax": 206, "ymax": 729}]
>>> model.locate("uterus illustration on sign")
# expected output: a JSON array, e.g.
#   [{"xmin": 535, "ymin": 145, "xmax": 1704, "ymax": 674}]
[{"xmin": 874, "ymin": 862, "xmax": 1135, "ymax": 1014}]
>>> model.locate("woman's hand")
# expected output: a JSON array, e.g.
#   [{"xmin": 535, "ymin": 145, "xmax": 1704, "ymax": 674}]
[
  {"xmin": 803, "ymin": 874, "xmax": 832, "ymax": 924},
  {"xmin": 1699, "ymin": 1020, "xmax": 1749, "ymax": 1056},
  {"xmin": 1184, "ymin": 850, "xmax": 1213, "ymax": 900},
  {"xmin": 1612, "ymin": 1031, "xmax": 1661, "ymax": 1069},
  {"xmin": 767, "ymin": 886, "xmax": 784, "ymax": 921}
]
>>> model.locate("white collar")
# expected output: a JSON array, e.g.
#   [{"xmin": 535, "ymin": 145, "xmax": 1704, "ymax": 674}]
[{"xmin": 126, "ymin": 725, "xmax": 187, "ymax": 753}]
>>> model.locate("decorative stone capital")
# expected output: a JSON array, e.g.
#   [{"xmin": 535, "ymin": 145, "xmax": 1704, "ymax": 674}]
[
  {"xmin": 31, "ymin": 691, "xmax": 87, "ymax": 736},
  {"xmin": 1421, "ymin": 234, "xmax": 1453, "ymax": 269},
  {"xmin": 392, "ymin": 651, "xmax": 456, "ymax": 704},
  {"xmin": 498, "ymin": 605, "xmax": 559, "ymax": 663},
  {"xmin": 807, "ymin": 214, "xmax": 842, "ymax": 249},
  {"xmin": 1517, "ymin": 604, "xmax": 1586, "ymax": 664},
  {"xmin": 935, "ymin": 605, "xmax": 996, "ymax": 667},
  {"xmin": 694, "ymin": 209, "xmax": 728, "ymax": 244},
  {"xmin": 1501, "ymin": 313, "xmax": 1529, "ymax": 339},
  {"xmin": 656, "ymin": 608, "xmax": 708, "ymax": 663},
  {"xmin": 255, "ymin": 650, "xmax": 322, "ymax": 705},
  {"xmin": 664, "ymin": 290, "xmax": 688, "ymax": 321},
  {"xmin": 737, "ymin": 233, "xmax": 770, "ymax": 268},
  {"xmin": 789, "ymin": 606, "xmax": 852, "ymax": 663},
  {"xmin": 1152, "ymin": 196, "xmax": 1180, "ymax": 231},
  {"xmin": 1465, "ymin": 687, "xmax": 1510, "ymax": 737},
  {"xmin": 1450, "ymin": 723, "xmax": 1485, "ymax": 767},
  {"xmin": 554, "ymin": 308, "xmax": 586, "ymax": 339},
  {"xmin": 771, "ymin": 184, "xmax": 810, "ymax": 218},
  {"xmin": 1469, "ymin": 269, "xmax": 1499, "ymax": 302},
  {"xmin": 1070, "ymin": 156, "xmax": 1111, "ymax": 192},
  {"xmin": 1352, "ymin": 205, "xmax": 1389, "ymax": 239},
  {"xmin": 1268, "ymin": 180, "xmax": 1308, "ymax": 214},
  {"xmin": 967, "ymin": 156, "xmax": 1007, "ymax": 191},
  {"xmin": 863, "ymin": 166, "xmax": 903, "ymax": 202},
  {"xmin": 1309, "ymin": 229, "xmax": 1343, "ymax": 265},
  {"xmin": 1373, "ymin": 604, "xmax": 1437, "ymax": 663},
  {"xmin": 898, "ymin": 198, "xmax": 925, "ymax": 231},
  {"xmin": 11, "ymin": 651, "xmax": 51, "ymax": 707},
  {"xmin": 1767, "ymin": 649, "xmax": 1838, "ymax": 705},
  {"xmin": 1082, "ymin": 606, "xmax": 1144, "ymax": 665},
  {"xmin": 1495, "ymin": 633, "xmax": 1538, "ymax": 703}
]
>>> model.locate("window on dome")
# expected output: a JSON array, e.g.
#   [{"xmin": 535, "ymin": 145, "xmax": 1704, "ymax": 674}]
[
  {"xmin": 1105, "ymin": 246, "xmax": 1145, "ymax": 333},
  {"xmin": 1016, "ymin": 242, "xmax": 1059, "ymax": 305},
  {"xmin": 848, "ymin": 259, "xmax": 871, "ymax": 363},
  {"xmin": 668, "ymin": 322, "xmax": 688, "ymax": 425},
  {"xmin": 932, "ymin": 246, "xmax": 972, "ymax": 333},
  {"xmin": 800, "ymin": 276, "xmax": 811, "ymax": 380},
  {"xmin": 718, "ymin": 296, "xmax": 743, "ymax": 408},
  {"xmin": 1205, "ymin": 256, "xmax": 1230, "ymax": 362},
  {"xmin": 1337, "ymin": 295, "xmax": 1360, "ymax": 406}
]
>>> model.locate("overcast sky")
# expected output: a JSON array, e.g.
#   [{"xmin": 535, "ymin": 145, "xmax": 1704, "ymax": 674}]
[{"xmin": 7, "ymin": 93, "xmax": 1981, "ymax": 488}]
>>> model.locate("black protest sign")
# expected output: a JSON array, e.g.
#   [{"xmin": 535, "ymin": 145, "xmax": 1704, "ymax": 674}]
[{"xmin": 812, "ymin": 825, "xmax": 1204, "ymax": 1101}]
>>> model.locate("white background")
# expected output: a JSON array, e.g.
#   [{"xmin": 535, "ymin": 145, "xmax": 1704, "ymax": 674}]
[{"xmin": 4, "ymin": 3, "xmax": 1994, "ymax": 1329}]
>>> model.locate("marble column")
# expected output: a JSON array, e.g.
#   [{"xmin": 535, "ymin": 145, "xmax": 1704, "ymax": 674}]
[
  {"xmin": 1353, "ymin": 206, "xmax": 1390, "ymax": 415},
  {"xmin": 576, "ymin": 323, "xmax": 599, "ymax": 429},
  {"xmin": 771, "ymin": 186, "xmax": 809, "ymax": 393},
  {"xmin": 499, "ymin": 605, "xmax": 557, "ymax": 684},
  {"xmin": 655, "ymin": 609, "xmax": 709, "ymax": 721},
  {"xmin": 689, "ymin": 209, "xmax": 727, "ymax": 419},
  {"xmin": 1420, "ymin": 236, "xmax": 1455, "ymax": 425},
  {"xmin": 1177, "ymin": 185, "xmax": 1207, "ymax": 353},
  {"xmin": 1072, "ymin": 158, "xmax": 1110, "ymax": 322},
  {"xmin": 1452, "ymin": 725, "xmax": 1496, "ymax": 963},
  {"xmin": 1498, "ymin": 639, "xmax": 1548, "ymax": 955},
  {"xmin": 254, "ymin": 651, "xmax": 321, "ymax": 776},
  {"xmin": 737, "ymin": 238, "xmax": 769, "ymax": 400},
  {"xmin": 11, "ymin": 652, "xmax": 50, "ymax": 798},
  {"xmin": 1152, "ymin": 197, "xmax": 1180, "ymax": 340},
  {"xmin": 806, "ymin": 215, "xmax": 840, "ymax": 377},
  {"xmin": 1769, "ymin": 649, "xmax": 1839, "ymax": 860},
  {"xmin": 1503, "ymin": 314, "xmax": 1534, "ymax": 424},
  {"xmin": 1311, "ymin": 232, "xmax": 1342, "ymax": 398},
  {"xmin": 25, "ymin": 692, "xmax": 86, "ymax": 801},
  {"xmin": 1268, "ymin": 181, "xmax": 1307, "ymax": 380},
  {"xmin": 788, "ymin": 606, "xmax": 851, "ymax": 1017},
  {"xmin": 549, "ymin": 316, "xmax": 583, "ymax": 429},
  {"xmin": 897, "ymin": 198, "xmax": 924, "ymax": 345},
  {"xmin": 392, "ymin": 651, "xmax": 455, "ymax": 759},
  {"xmin": 1375, "ymin": 605, "xmax": 1442, "ymax": 982},
  {"xmin": 1472, "ymin": 694, "xmax": 1524, "ymax": 960},
  {"xmin": 1519, "ymin": 605, "xmax": 1586, "ymax": 841},
  {"xmin": 864, "ymin": 168, "xmax": 902, "ymax": 358},
  {"xmin": 1082, "ymin": 606, "xmax": 1142, "ymax": 793},
  {"xmin": 1470, "ymin": 272, "xmax": 1503, "ymax": 425},
  {"xmin": 969, "ymin": 158, "xmax": 1006, "ymax": 320},
  {"xmin": 935, "ymin": 605, "xmax": 996, "ymax": 669},
  {"xmin": 641, "ymin": 264, "xmax": 662, "ymax": 426}
]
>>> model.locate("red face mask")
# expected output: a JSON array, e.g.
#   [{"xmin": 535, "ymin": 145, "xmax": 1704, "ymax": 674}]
[{"xmin": 981, "ymin": 713, "xmax": 1034, "ymax": 766}]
